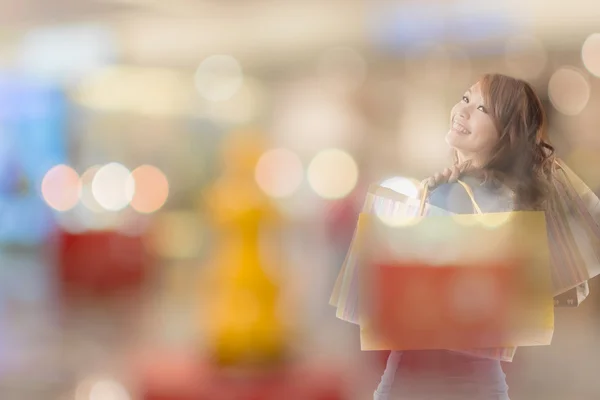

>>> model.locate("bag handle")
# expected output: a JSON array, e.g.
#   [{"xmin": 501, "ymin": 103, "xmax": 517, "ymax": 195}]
[
  {"xmin": 456, "ymin": 180, "xmax": 483, "ymax": 215},
  {"xmin": 418, "ymin": 185, "xmax": 429, "ymax": 216},
  {"xmin": 418, "ymin": 180, "xmax": 483, "ymax": 216}
]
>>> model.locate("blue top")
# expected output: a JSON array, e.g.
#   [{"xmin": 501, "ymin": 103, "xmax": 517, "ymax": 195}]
[
  {"xmin": 375, "ymin": 178, "xmax": 513, "ymax": 400},
  {"xmin": 428, "ymin": 177, "xmax": 513, "ymax": 214}
]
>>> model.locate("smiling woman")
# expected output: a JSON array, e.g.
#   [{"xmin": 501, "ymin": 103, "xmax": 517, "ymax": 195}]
[
  {"xmin": 374, "ymin": 74, "xmax": 556, "ymax": 400},
  {"xmin": 435, "ymin": 74, "xmax": 554, "ymax": 211},
  {"xmin": 446, "ymin": 83, "xmax": 499, "ymax": 167}
]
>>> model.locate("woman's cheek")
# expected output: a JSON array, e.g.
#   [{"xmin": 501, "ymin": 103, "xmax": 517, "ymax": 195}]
[{"xmin": 450, "ymin": 104, "xmax": 458, "ymax": 119}]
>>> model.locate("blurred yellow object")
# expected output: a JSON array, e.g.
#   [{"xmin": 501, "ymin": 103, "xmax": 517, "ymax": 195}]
[
  {"xmin": 202, "ymin": 133, "xmax": 286, "ymax": 367},
  {"xmin": 148, "ymin": 211, "xmax": 203, "ymax": 259},
  {"xmin": 221, "ymin": 130, "xmax": 269, "ymax": 177}
]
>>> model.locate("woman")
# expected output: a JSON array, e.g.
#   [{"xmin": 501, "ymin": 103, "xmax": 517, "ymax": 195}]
[{"xmin": 374, "ymin": 73, "xmax": 555, "ymax": 399}]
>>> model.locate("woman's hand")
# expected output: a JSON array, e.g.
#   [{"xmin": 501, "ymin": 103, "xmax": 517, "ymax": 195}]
[{"xmin": 421, "ymin": 162, "xmax": 471, "ymax": 189}]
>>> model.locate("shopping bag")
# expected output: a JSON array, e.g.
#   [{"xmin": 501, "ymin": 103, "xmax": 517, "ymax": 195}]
[
  {"xmin": 357, "ymin": 182, "xmax": 555, "ymax": 352},
  {"xmin": 329, "ymin": 183, "xmax": 452, "ymax": 324},
  {"xmin": 329, "ymin": 180, "xmax": 519, "ymax": 361},
  {"xmin": 546, "ymin": 159, "xmax": 600, "ymax": 296}
]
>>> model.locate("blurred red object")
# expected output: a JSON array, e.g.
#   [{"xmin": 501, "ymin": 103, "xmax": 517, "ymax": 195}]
[
  {"xmin": 136, "ymin": 352, "xmax": 347, "ymax": 400},
  {"xmin": 56, "ymin": 230, "xmax": 153, "ymax": 295},
  {"xmin": 325, "ymin": 185, "xmax": 365, "ymax": 247},
  {"xmin": 366, "ymin": 262, "xmax": 516, "ymax": 350}
]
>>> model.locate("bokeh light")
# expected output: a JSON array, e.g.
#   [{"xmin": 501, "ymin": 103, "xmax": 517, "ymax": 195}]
[
  {"xmin": 307, "ymin": 149, "xmax": 358, "ymax": 199},
  {"xmin": 76, "ymin": 377, "xmax": 131, "ymax": 400},
  {"xmin": 374, "ymin": 177, "xmax": 422, "ymax": 226},
  {"xmin": 581, "ymin": 33, "xmax": 600, "ymax": 77},
  {"xmin": 548, "ymin": 67, "xmax": 590, "ymax": 116},
  {"xmin": 255, "ymin": 148, "xmax": 303, "ymax": 198},
  {"xmin": 80, "ymin": 165, "xmax": 104, "ymax": 213},
  {"xmin": 41, "ymin": 164, "xmax": 81, "ymax": 212},
  {"xmin": 194, "ymin": 54, "xmax": 243, "ymax": 102},
  {"xmin": 92, "ymin": 163, "xmax": 135, "ymax": 211},
  {"xmin": 379, "ymin": 176, "xmax": 419, "ymax": 198},
  {"xmin": 89, "ymin": 379, "xmax": 131, "ymax": 400},
  {"xmin": 127, "ymin": 165, "xmax": 169, "ymax": 214},
  {"xmin": 504, "ymin": 35, "xmax": 548, "ymax": 80}
]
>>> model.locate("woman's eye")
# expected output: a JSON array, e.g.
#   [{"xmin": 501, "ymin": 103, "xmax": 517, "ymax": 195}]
[
  {"xmin": 462, "ymin": 96, "xmax": 469, "ymax": 103},
  {"xmin": 477, "ymin": 105, "xmax": 487, "ymax": 113}
]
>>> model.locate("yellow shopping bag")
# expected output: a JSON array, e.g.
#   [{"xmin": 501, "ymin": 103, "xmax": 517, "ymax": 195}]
[
  {"xmin": 356, "ymin": 181, "xmax": 554, "ymax": 356},
  {"xmin": 330, "ymin": 183, "xmax": 451, "ymax": 324}
]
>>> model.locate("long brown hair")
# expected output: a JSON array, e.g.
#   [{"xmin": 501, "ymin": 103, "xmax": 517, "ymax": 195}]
[{"xmin": 454, "ymin": 74, "xmax": 555, "ymax": 210}]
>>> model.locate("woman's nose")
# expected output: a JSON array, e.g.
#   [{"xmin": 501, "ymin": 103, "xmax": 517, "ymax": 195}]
[{"xmin": 456, "ymin": 109, "xmax": 469, "ymax": 120}]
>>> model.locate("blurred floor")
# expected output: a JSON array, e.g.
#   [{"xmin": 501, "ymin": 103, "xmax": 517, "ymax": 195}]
[
  {"xmin": 1, "ymin": 249, "xmax": 600, "ymax": 399},
  {"xmin": 504, "ymin": 278, "xmax": 600, "ymax": 399},
  {"xmin": 323, "ymin": 271, "xmax": 600, "ymax": 399}
]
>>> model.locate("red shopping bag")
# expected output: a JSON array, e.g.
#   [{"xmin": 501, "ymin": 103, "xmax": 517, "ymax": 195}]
[
  {"xmin": 56, "ymin": 229, "xmax": 153, "ymax": 296},
  {"xmin": 356, "ymin": 182, "xmax": 554, "ymax": 352},
  {"xmin": 366, "ymin": 260, "xmax": 519, "ymax": 350}
]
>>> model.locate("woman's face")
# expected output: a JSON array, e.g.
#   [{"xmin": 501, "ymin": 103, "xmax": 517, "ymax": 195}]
[{"xmin": 446, "ymin": 82, "xmax": 499, "ymax": 164}]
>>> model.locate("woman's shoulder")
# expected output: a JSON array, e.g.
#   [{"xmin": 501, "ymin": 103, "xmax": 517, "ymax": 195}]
[{"xmin": 429, "ymin": 177, "xmax": 514, "ymax": 214}]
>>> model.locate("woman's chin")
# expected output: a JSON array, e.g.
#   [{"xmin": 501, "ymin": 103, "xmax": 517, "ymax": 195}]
[
  {"xmin": 445, "ymin": 128, "xmax": 470, "ymax": 146},
  {"xmin": 445, "ymin": 130, "xmax": 461, "ymax": 147}
]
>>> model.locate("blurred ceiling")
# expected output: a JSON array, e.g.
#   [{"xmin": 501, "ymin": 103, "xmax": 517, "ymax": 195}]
[
  {"xmin": 116, "ymin": 1, "xmax": 368, "ymax": 69},
  {"xmin": 0, "ymin": 0, "xmax": 599, "ymax": 69}
]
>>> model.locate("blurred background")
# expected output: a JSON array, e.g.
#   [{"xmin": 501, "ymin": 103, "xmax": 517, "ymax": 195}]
[{"xmin": 1, "ymin": 0, "xmax": 600, "ymax": 399}]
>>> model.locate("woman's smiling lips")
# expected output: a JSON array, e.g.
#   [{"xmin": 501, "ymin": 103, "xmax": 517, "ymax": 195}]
[{"xmin": 451, "ymin": 119, "xmax": 471, "ymax": 135}]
